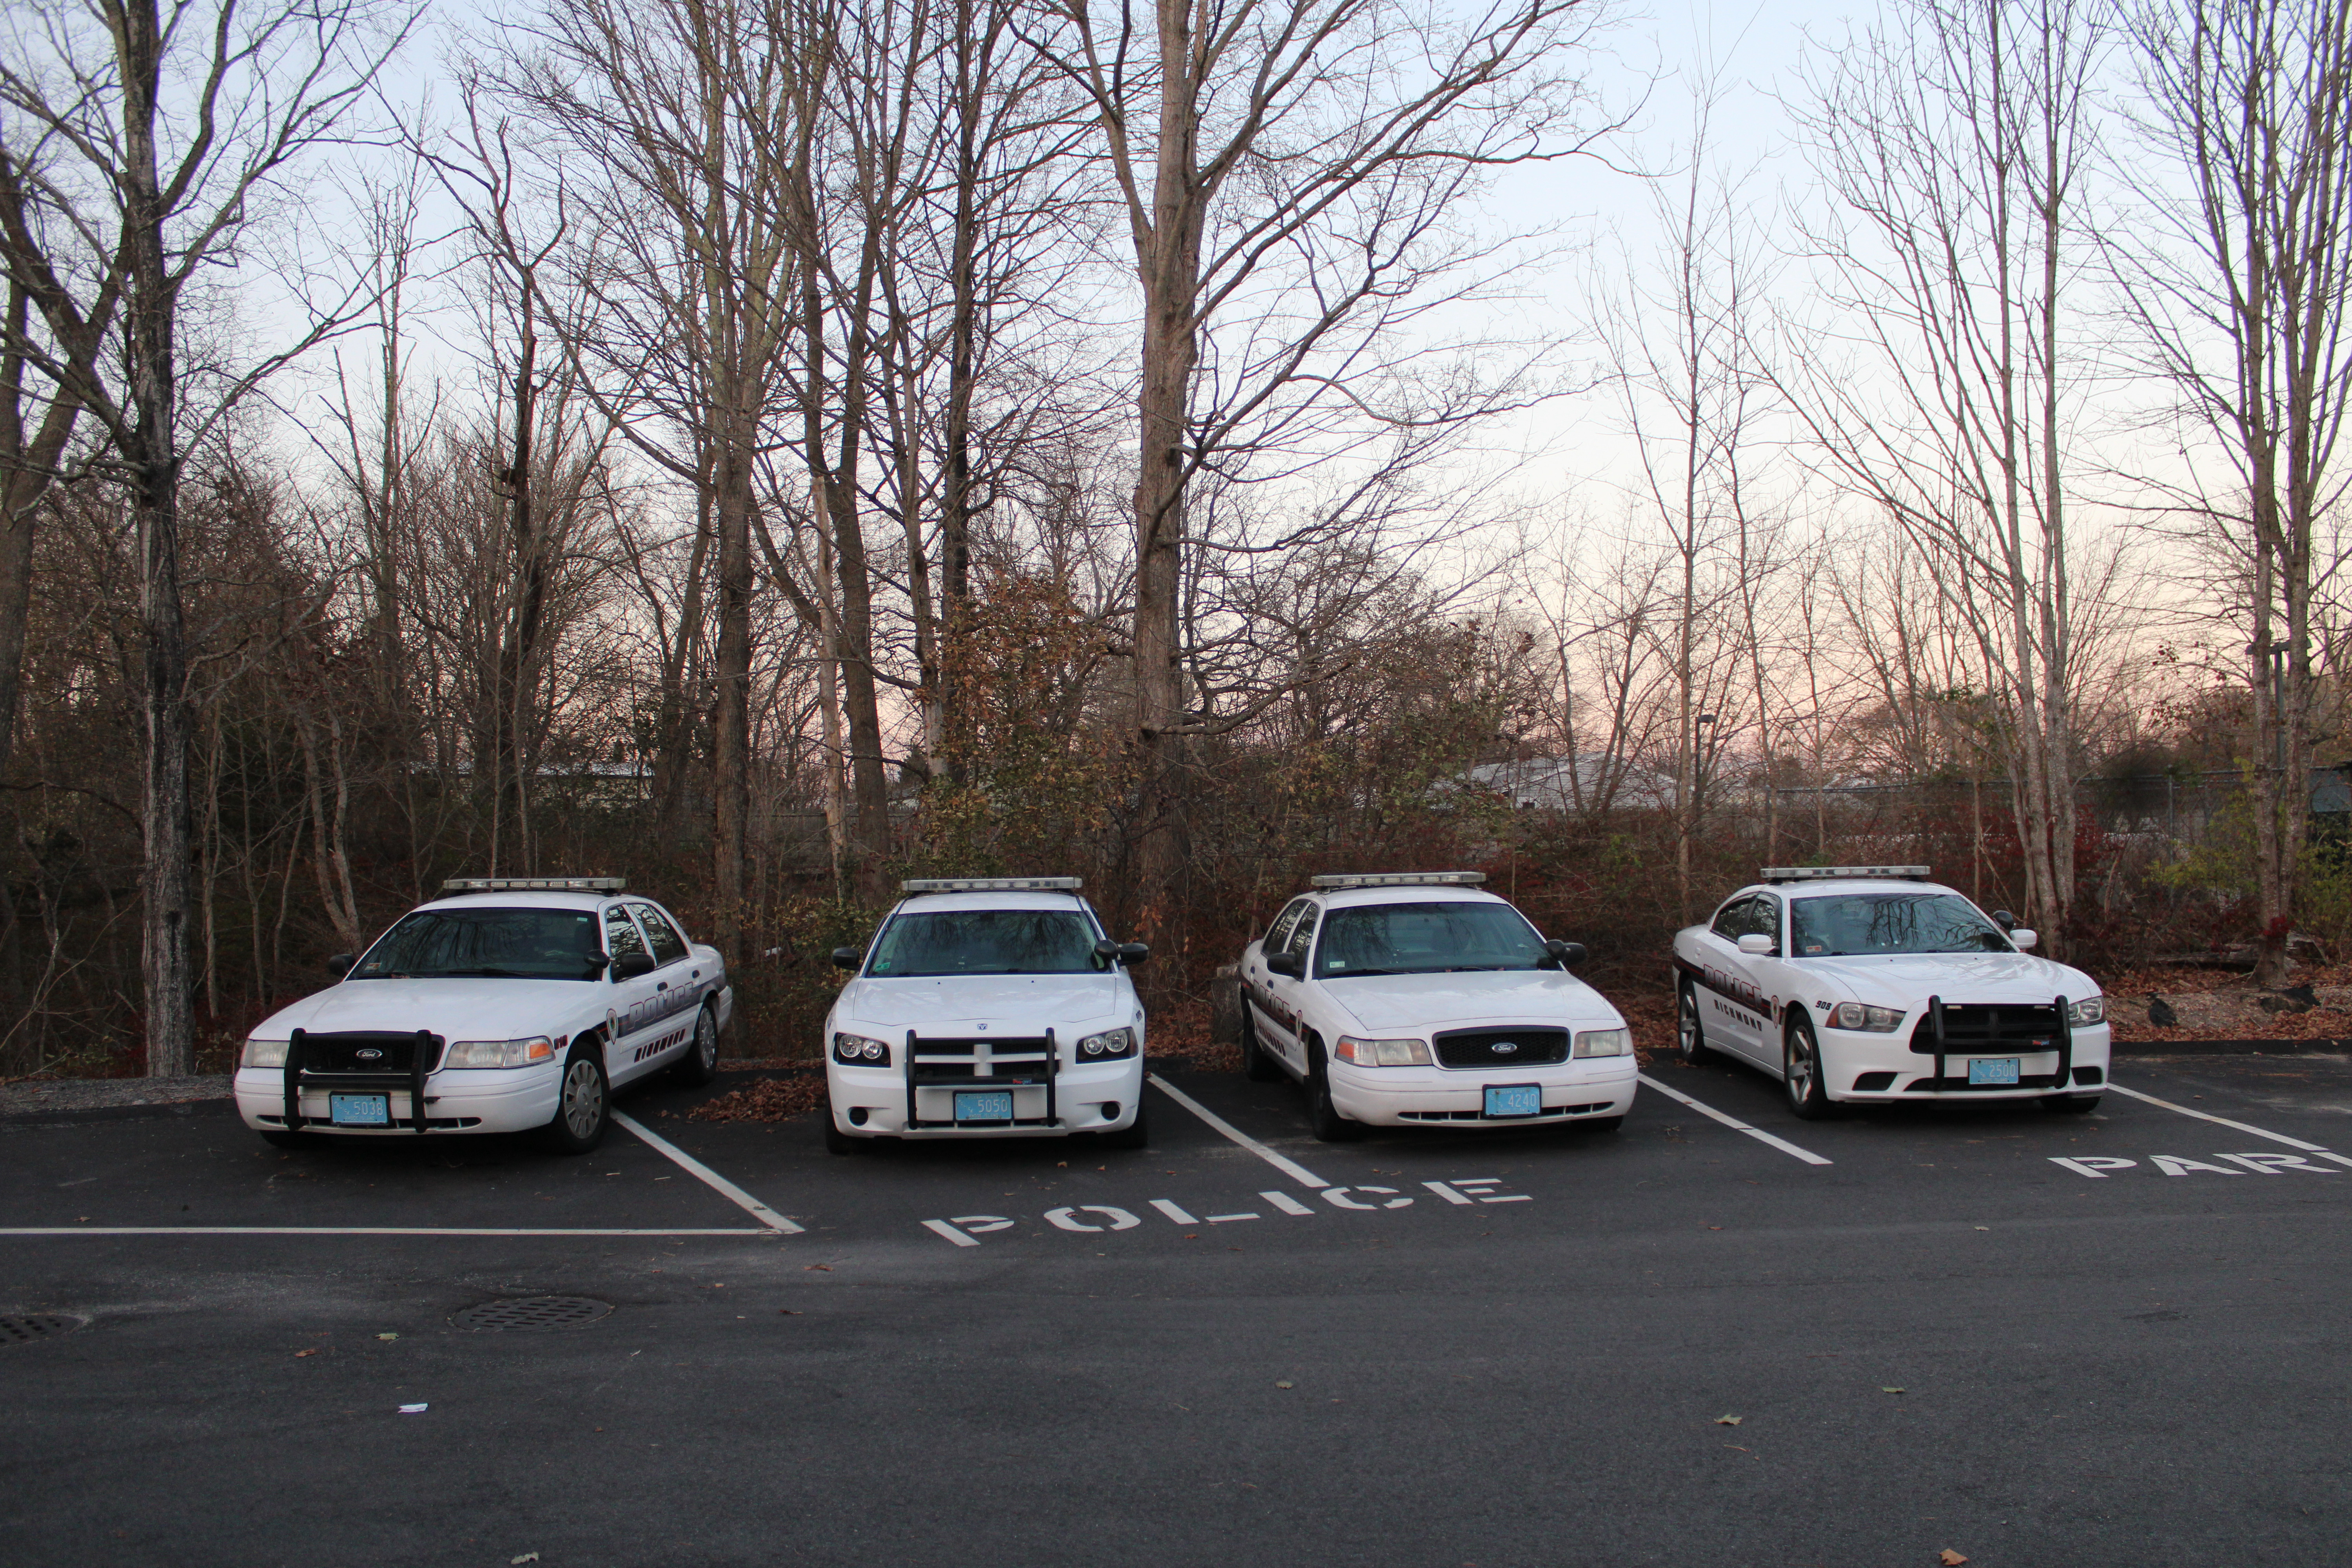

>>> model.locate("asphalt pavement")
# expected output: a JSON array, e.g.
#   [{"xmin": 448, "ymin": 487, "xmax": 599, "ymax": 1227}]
[{"xmin": 5, "ymin": 1048, "xmax": 2350, "ymax": 1567}]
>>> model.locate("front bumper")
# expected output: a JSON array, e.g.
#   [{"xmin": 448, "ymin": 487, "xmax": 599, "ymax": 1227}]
[
  {"xmin": 234, "ymin": 1064, "xmax": 562, "ymax": 1135},
  {"xmin": 825, "ymin": 1054, "xmax": 1145, "ymax": 1139},
  {"xmin": 1327, "ymin": 1058, "xmax": 1639, "ymax": 1127},
  {"xmin": 1822, "ymin": 1022, "xmax": 2112, "ymax": 1100}
]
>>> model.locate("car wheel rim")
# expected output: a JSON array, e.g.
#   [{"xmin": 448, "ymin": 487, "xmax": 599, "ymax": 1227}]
[
  {"xmin": 1788, "ymin": 1036, "xmax": 1813, "ymax": 1104},
  {"xmin": 1678, "ymin": 992, "xmax": 1697, "ymax": 1057},
  {"xmin": 564, "ymin": 1061, "xmax": 603, "ymax": 1138},
  {"xmin": 697, "ymin": 1014, "xmax": 717, "ymax": 1068}
]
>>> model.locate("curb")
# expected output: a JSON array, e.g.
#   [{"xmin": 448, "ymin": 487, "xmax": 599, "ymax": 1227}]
[
  {"xmin": 2111, "ymin": 1038, "xmax": 2349, "ymax": 1056},
  {"xmin": 0, "ymin": 1097, "xmax": 230, "ymax": 1128}
]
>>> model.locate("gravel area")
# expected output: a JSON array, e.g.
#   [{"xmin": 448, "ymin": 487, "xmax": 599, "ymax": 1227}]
[{"xmin": 0, "ymin": 1073, "xmax": 232, "ymax": 1118}]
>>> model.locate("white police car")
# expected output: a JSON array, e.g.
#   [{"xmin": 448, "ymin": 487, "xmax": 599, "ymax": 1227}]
[
  {"xmin": 821, "ymin": 878, "xmax": 1150, "ymax": 1152},
  {"xmin": 1672, "ymin": 866, "xmax": 2110, "ymax": 1118},
  {"xmin": 232, "ymin": 878, "xmax": 731, "ymax": 1154},
  {"xmin": 1237, "ymin": 871, "xmax": 1636, "ymax": 1141}
]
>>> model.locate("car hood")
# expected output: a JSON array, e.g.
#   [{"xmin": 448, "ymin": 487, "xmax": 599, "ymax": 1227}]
[
  {"xmin": 838, "ymin": 974, "xmax": 1130, "ymax": 1031},
  {"xmin": 1793, "ymin": 953, "xmax": 2100, "ymax": 1008},
  {"xmin": 1321, "ymin": 971, "xmax": 1623, "ymax": 1033},
  {"xmin": 255, "ymin": 979, "xmax": 607, "ymax": 1042}
]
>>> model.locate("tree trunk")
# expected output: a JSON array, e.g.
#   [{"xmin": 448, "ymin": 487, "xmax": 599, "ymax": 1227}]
[{"xmin": 711, "ymin": 425, "xmax": 754, "ymax": 964}]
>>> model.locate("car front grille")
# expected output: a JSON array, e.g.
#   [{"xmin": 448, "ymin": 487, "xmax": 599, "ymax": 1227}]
[
  {"xmin": 906, "ymin": 1036, "xmax": 1054, "ymax": 1085},
  {"xmin": 1907, "ymin": 1003, "xmax": 2064, "ymax": 1055},
  {"xmin": 1432, "ymin": 1027, "xmax": 1569, "ymax": 1068},
  {"xmin": 1399, "ymin": 1102, "xmax": 1609, "ymax": 1121},
  {"xmin": 296, "ymin": 1031, "xmax": 443, "ymax": 1073}
]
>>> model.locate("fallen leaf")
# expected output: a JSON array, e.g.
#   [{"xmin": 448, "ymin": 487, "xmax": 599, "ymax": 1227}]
[
  {"xmin": 376, "ymin": 1332, "xmax": 399, "ymax": 1341},
  {"xmin": 512, "ymin": 1555, "xmax": 541, "ymax": 1565},
  {"xmin": 1882, "ymin": 1387, "xmax": 1906, "ymax": 1394},
  {"xmin": 1939, "ymin": 1552, "xmax": 1969, "ymax": 1565},
  {"xmin": 1055, "ymin": 1161, "xmax": 1067, "ymax": 1168},
  {"xmin": 1715, "ymin": 1415, "xmax": 1742, "ymax": 1425},
  {"xmin": 397, "ymin": 1403, "xmax": 428, "ymax": 1414},
  {"xmin": 805, "ymin": 1264, "xmax": 831, "ymax": 1272},
  {"xmin": 1274, "ymin": 1381, "xmax": 1294, "ymax": 1389},
  {"xmin": 292, "ymin": 1348, "xmax": 319, "ymax": 1358},
  {"xmin": 1973, "ymin": 1225, "xmax": 1990, "ymax": 1231},
  {"xmin": 778, "ymin": 1309, "xmax": 801, "ymax": 1316}
]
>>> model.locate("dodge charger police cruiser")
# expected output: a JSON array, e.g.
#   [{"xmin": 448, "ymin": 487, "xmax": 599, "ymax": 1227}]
[
  {"xmin": 822, "ymin": 878, "xmax": 1151, "ymax": 1152},
  {"xmin": 1673, "ymin": 866, "xmax": 2109, "ymax": 1119},
  {"xmin": 1237, "ymin": 871, "xmax": 1636, "ymax": 1141},
  {"xmin": 233, "ymin": 878, "xmax": 731, "ymax": 1154}
]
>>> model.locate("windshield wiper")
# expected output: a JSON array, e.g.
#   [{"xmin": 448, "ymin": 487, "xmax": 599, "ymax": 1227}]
[{"xmin": 437, "ymin": 966, "xmax": 528, "ymax": 978}]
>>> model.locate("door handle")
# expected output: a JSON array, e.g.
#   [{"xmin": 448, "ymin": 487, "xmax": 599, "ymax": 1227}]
[{"xmin": 656, "ymin": 981, "xmax": 668, "ymax": 991}]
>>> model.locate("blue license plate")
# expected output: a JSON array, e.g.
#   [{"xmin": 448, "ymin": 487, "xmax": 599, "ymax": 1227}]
[
  {"xmin": 1484, "ymin": 1084, "xmax": 1542, "ymax": 1118},
  {"xmin": 330, "ymin": 1092, "xmax": 390, "ymax": 1126},
  {"xmin": 1967, "ymin": 1059, "xmax": 2021, "ymax": 1086},
  {"xmin": 955, "ymin": 1091, "xmax": 1014, "ymax": 1123}
]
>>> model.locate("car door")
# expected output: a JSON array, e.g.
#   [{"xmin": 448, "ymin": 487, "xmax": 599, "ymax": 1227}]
[
  {"xmin": 1247, "ymin": 899, "xmax": 1310, "ymax": 1055},
  {"xmin": 1261, "ymin": 902, "xmax": 1321, "ymax": 1073},
  {"xmin": 599, "ymin": 903, "xmax": 667, "ymax": 1080},
  {"xmin": 627, "ymin": 900, "xmax": 701, "ymax": 1062},
  {"xmin": 1698, "ymin": 896, "xmax": 1766, "ymax": 1062},
  {"xmin": 1740, "ymin": 893, "xmax": 1789, "ymax": 1068}
]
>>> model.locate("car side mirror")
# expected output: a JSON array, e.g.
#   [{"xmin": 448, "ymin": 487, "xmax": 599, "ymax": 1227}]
[
  {"xmin": 1990, "ymin": 908, "xmax": 2016, "ymax": 932},
  {"xmin": 612, "ymin": 951, "xmax": 657, "ymax": 980},
  {"xmin": 830, "ymin": 946, "xmax": 863, "ymax": 972},
  {"xmin": 2009, "ymin": 929, "xmax": 2038, "ymax": 950},
  {"xmin": 1265, "ymin": 951, "xmax": 1304, "ymax": 979},
  {"xmin": 327, "ymin": 953, "xmax": 354, "ymax": 978},
  {"xmin": 1544, "ymin": 939, "xmax": 1586, "ymax": 968},
  {"xmin": 1737, "ymin": 933, "xmax": 1775, "ymax": 956},
  {"xmin": 1117, "ymin": 942, "xmax": 1150, "ymax": 966}
]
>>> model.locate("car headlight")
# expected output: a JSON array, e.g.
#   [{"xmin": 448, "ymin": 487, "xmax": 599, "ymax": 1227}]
[
  {"xmin": 833, "ymin": 1032, "xmax": 891, "ymax": 1065},
  {"xmin": 1334, "ymin": 1036, "xmax": 1431, "ymax": 1066},
  {"xmin": 1826, "ymin": 1002, "xmax": 1906, "ymax": 1033},
  {"xmin": 242, "ymin": 1038, "xmax": 289, "ymax": 1069},
  {"xmin": 445, "ymin": 1037, "xmax": 557, "ymax": 1069},
  {"xmin": 1077, "ymin": 1027, "xmax": 1136, "ymax": 1059},
  {"xmin": 1572, "ymin": 1028, "xmax": 1630, "ymax": 1058},
  {"xmin": 2067, "ymin": 996, "xmax": 2105, "ymax": 1026}
]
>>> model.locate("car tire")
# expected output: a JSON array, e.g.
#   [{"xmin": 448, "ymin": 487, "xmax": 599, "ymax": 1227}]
[
  {"xmin": 2042, "ymin": 1093, "xmax": 2102, "ymax": 1114},
  {"xmin": 539, "ymin": 1043, "xmax": 611, "ymax": 1154},
  {"xmin": 1240, "ymin": 1007, "xmax": 1282, "ymax": 1082},
  {"xmin": 258, "ymin": 1129, "xmax": 317, "ymax": 1149},
  {"xmin": 822, "ymin": 1091, "xmax": 864, "ymax": 1155},
  {"xmin": 671, "ymin": 1003, "xmax": 720, "ymax": 1087},
  {"xmin": 1100, "ymin": 1097, "xmax": 1151, "ymax": 1149},
  {"xmin": 1307, "ymin": 1046, "xmax": 1365, "ymax": 1142},
  {"xmin": 1677, "ymin": 981, "xmax": 1714, "ymax": 1065},
  {"xmin": 1582, "ymin": 1114, "xmax": 1625, "ymax": 1134},
  {"xmin": 1782, "ymin": 1017, "xmax": 1835, "ymax": 1120}
]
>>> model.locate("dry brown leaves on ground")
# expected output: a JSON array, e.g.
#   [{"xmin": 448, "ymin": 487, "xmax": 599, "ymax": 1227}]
[{"xmin": 688, "ymin": 1071, "xmax": 826, "ymax": 1122}]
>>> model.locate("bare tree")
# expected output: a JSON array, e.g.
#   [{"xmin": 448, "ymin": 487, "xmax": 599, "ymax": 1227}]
[
  {"xmin": 2120, "ymin": 0, "xmax": 2352, "ymax": 982},
  {"xmin": 0, "ymin": 0, "xmax": 411, "ymax": 1073}
]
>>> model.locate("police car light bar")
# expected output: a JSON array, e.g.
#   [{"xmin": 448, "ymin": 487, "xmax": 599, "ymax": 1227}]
[
  {"xmin": 1760, "ymin": 865, "xmax": 1931, "ymax": 883},
  {"xmin": 1309, "ymin": 871, "xmax": 1487, "ymax": 889},
  {"xmin": 901, "ymin": 877, "xmax": 1084, "ymax": 893},
  {"xmin": 441, "ymin": 876, "xmax": 627, "ymax": 894}
]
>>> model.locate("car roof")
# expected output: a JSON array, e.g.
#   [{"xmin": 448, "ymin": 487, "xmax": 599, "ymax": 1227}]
[
  {"xmin": 1307, "ymin": 886, "xmax": 1510, "ymax": 911},
  {"xmin": 888, "ymin": 890, "xmax": 1093, "ymax": 915},
  {"xmin": 1736, "ymin": 879, "xmax": 1968, "ymax": 901}
]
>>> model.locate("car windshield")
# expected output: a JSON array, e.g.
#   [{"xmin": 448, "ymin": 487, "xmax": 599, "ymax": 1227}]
[
  {"xmin": 866, "ymin": 909, "xmax": 1101, "ymax": 976},
  {"xmin": 1788, "ymin": 894, "xmax": 2013, "ymax": 957},
  {"xmin": 352, "ymin": 907, "xmax": 608, "ymax": 980},
  {"xmin": 1313, "ymin": 901, "xmax": 1548, "ymax": 978}
]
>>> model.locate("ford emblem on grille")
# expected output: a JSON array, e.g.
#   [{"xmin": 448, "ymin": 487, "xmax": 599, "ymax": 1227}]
[
  {"xmin": 356, "ymin": 1048, "xmax": 383, "ymax": 1061},
  {"xmin": 1493, "ymin": 1041, "xmax": 1518, "ymax": 1054}
]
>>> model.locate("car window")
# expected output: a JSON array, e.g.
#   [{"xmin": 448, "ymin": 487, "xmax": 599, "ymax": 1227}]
[
  {"xmin": 866, "ymin": 908, "xmax": 1100, "ymax": 976},
  {"xmin": 604, "ymin": 906, "xmax": 649, "ymax": 966},
  {"xmin": 1264, "ymin": 899, "xmax": 1309, "ymax": 953},
  {"xmin": 630, "ymin": 902, "xmax": 689, "ymax": 965},
  {"xmin": 1752, "ymin": 894, "xmax": 1782, "ymax": 947},
  {"xmin": 1789, "ymin": 893, "xmax": 2011, "ymax": 956},
  {"xmin": 1282, "ymin": 906, "xmax": 1321, "ymax": 962},
  {"xmin": 1312, "ymin": 901, "xmax": 1548, "ymax": 978},
  {"xmin": 354, "ymin": 907, "xmax": 607, "ymax": 981},
  {"xmin": 1711, "ymin": 897, "xmax": 1753, "ymax": 940}
]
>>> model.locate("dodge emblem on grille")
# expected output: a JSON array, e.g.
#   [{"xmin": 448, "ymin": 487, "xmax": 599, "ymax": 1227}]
[
  {"xmin": 1493, "ymin": 1042, "xmax": 1518, "ymax": 1054},
  {"xmin": 356, "ymin": 1049, "xmax": 383, "ymax": 1061}
]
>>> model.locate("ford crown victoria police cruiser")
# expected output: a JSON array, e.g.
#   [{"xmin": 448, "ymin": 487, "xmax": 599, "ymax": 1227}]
[
  {"xmin": 233, "ymin": 878, "xmax": 732, "ymax": 1154},
  {"xmin": 822, "ymin": 878, "xmax": 1151, "ymax": 1152},
  {"xmin": 1237, "ymin": 872, "xmax": 1636, "ymax": 1141},
  {"xmin": 1673, "ymin": 866, "xmax": 2109, "ymax": 1119}
]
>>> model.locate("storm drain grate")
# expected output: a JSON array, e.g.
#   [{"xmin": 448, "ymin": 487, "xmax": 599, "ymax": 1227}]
[
  {"xmin": 0, "ymin": 1314, "xmax": 86, "ymax": 1345},
  {"xmin": 452, "ymin": 1296, "xmax": 612, "ymax": 1332}
]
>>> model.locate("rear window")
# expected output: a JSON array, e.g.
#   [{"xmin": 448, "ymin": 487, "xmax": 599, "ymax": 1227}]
[
  {"xmin": 354, "ymin": 908, "xmax": 607, "ymax": 981},
  {"xmin": 866, "ymin": 909, "xmax": 1103, "ymax": 976}
]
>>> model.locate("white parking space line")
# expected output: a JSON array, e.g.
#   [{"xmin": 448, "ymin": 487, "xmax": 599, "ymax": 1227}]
[
  {"xmin": 0, "ymin": 1227, "xmax": 771, "ymax": 1237},
  {"xmin": 1637, "ymin": 1073, "xmax": 1833, "ymax": 1166},
  {"xmin": 612, "ymin": 1110, "xmax": 804, "ymax": 1233},
  {"xmin": 922, "ymin": 1220, "xmax": 981, "ymax": 1247},
  {"xmin": 1147, "ymin": 1074, "xmax": 1330, "ymax": 1188},
  {"xmin": 1150, "ymin": 1199, "xmax": 1200, "ymax": 1224},
  {"xmin": 2106, "ymin": 1082, "xmax": 2332, "ymax": 1152}
]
